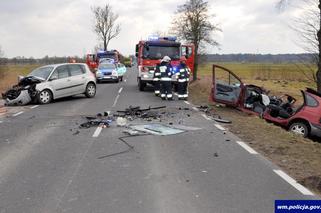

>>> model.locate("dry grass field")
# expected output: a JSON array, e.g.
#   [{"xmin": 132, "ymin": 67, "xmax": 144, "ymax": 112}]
[{"xmin": 0, "ymin": 64, "xmax": 40, "ymax": 94}]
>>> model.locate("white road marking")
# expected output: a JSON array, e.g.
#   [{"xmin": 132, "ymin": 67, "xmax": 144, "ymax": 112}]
[
  {"xmin": 174, "ymin": 92, "xmax": 178, "ymax": 96},
  {"xmin": 0, "ymin": 121, "xmax": 3, "ymax": 124},
  {"xmin": 184, "ymin": 101, "xmax": 191, "ymax": 105},
  {"xmin": 236, "ymin": 141, "xmax": 258, "ymax": 154},
  {"xmin": 92, "ymin": 126, "xmax": 103, "ymax": 138},
  {"xmin": 30, "ymin": 105, "xmax": 39, "ymax": 109},
  {"xmin": 124, "ymin": 79, "xmax": 127, "ymax": 82},
  {"xmin": 192, "ymin": 107, "xmax": 199, "ymax": 111},
  {"xmin": 201, "ymin": 114, "xmax": 212, "ymax": 121},
  {"xmin": 214, "ymin": 124, "xmax": 225, "ymax": 131},
  {"xmin": 118, "ymin": 87, "xmax": 123, "ymax": 94},
  {"xmin": 12, "ymin": 111, "xmax": 24, "ymax": 117},
  {"xmin": 274, "ymin": 170, "xmax": 314, "ymax": 196},
  {"xmin": 112, "ymin": 94, "xmax": 120, "ymax": 107}
]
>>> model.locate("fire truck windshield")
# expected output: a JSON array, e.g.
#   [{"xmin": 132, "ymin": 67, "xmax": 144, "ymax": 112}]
[{"xmin": 143, "ymin": 45, "xmax": 180, "ymax": 60}]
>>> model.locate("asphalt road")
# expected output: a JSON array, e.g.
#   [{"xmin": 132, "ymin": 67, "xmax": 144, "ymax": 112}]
[{"xmin": 0, "ymin": 67, "xmax": 318, "ymax": 213}]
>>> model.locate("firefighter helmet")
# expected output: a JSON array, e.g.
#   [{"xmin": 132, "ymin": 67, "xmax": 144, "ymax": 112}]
[{"xmin": 161, "ymin": 56, "xmax": 171, "ymax": 62}]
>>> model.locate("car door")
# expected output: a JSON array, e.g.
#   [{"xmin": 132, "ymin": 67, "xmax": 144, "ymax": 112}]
[
  {"xmin": 212, "ymin": 65, "xmax": 244, "ymax": 107},
  {"xmin": 67, "ymin": 64, "xmax": 87, "ymax": 94},
  {"xmin": 49, "ymin": 65, "xmax": 72, "ymax": 98}
]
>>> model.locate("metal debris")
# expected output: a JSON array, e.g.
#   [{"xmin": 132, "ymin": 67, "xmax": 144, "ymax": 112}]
[{"xmin": 79, "ymin": 114, "xmax": 113, "ymax": 129}]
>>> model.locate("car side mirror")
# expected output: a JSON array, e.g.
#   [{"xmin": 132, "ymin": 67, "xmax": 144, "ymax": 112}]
[{"xmin": 49, "ymin": 76, "xmax": 58, "ymax": 81}]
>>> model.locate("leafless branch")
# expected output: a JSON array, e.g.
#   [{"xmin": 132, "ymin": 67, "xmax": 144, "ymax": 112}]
[{"xmin": 92, "ymin": 4, "xmax": 121, "ymax": 51}]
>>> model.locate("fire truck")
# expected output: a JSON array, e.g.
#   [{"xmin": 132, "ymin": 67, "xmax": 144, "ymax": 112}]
[
  {"xmin": 86, "ymin": 50, "xmax": 120, "ymax": 71},
  {"xmin": 135, "ymin": 36, "xmax": 194, "ymax": 91}
]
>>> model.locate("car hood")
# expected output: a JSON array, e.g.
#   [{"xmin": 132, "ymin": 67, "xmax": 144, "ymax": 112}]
[{"xmin": 98, "ymin": 68, "xmax": 114, "ymax": 73}]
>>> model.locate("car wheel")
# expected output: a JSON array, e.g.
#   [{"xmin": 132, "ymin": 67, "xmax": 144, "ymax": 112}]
[
  {"xmin": 38, "ymin": 89, "xmax": 52, "ymax": 104},
  {"xmin": 85, "ymin": 83, "xmax": 96, "ymax": 98},
  {"xmin": 115, "ymin": 79, "xmax": 119, "ymax": 83},
  {"xmin": 289, "ymin": 122, "xmax": 309, "ymax": 137}
]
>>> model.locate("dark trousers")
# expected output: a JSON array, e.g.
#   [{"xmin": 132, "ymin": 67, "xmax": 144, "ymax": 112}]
[
  {"xmin": 154, "ymin": 80, "xmax": 160, "ymax": 95},
  {"xmin": 178, "ymin": 82, "xmax": 188, "ymax": 98},
  {"xmin": 160, "ymin": 81, "xmax": 172, "ymax": 99}
]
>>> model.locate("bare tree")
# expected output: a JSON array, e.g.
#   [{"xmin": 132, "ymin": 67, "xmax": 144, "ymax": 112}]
[
  {"xmin": 92, "ymin": 4, "xmax": 121, "ymax": 51},
  {"xmin": 171, "ymin": 0, "xmax": 220, "ymax": 81},
  {"xmin": 278, "ymin": 0, "xmax": 321, "ymax": 92}
]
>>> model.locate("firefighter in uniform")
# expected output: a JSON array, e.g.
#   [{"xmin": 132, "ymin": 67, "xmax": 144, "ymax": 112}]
[
  {"xmin": 153, "ymin": 62, "xmax": 161, "ymax": 96},
  {"xmin": 159, "ymin": 56, "xmax": 173, "ymax": 100},
  {"xmin": 177, "ymin": 58, "xmax": 190, "ymax": 100}
]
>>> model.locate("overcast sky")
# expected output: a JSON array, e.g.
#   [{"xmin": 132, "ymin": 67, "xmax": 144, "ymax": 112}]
[{"xmin": 0, "ymin": 0, "xmax": 309, "ymax": 58}]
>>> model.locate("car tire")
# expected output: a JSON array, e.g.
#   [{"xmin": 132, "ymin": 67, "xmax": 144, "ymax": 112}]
[
  {"xmin": 38, "ymin": 89, "xmax": 52, "ymax": 104},
  {"xmin": 115, "ymin": 79, "xmax": 119, "ymax": 83},
  {"xmin": 289, "ymin": 122, "xmax": 309, "ymax": 137},
  {"xmin": 138, "ymin": 78, "xmax": 145, "ymax": 91},
  {"xmin": 85, "ymin": 83, "xmax": 96, "ymax": 98}
]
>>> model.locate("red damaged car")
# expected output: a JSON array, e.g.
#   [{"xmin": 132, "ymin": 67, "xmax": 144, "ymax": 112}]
[{"xmin": 211, "ymin": 64, "xmax": 321, "ymax": 138}]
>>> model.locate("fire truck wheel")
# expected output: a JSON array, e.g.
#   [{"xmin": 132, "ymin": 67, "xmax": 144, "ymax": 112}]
[{"xmin": 138, "ymin": 78, "xmax": 146, "ymax": 91}]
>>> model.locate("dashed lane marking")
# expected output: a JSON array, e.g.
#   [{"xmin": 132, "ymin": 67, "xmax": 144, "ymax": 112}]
[
  {"xmin": 184, "ymin": 101, "xmax": 191, "ymax": 105},
  {"xmin": 192, "ymin": 107, "xmax": 199, "ymax": 111},
  {"xmin": 92, "ymin": 126, "xmax": 103, "ymax": 138},
  {"xmin": 124, "ymin": 79, "xmax": 127, "ymax": 82},
  {"xmin": 12, "ymin": 111, "xmax": 24, "ymax": 117},
  {"xmin": 214, "ymin": 124, "xmax": 225, "ymax": 131},
  {"xmin": 274, "ymin": 170, "xmax": 314, "ymax": 196},
  {"xmin": 112, "ymin": 94, "xmax": 120, "ymax": 108},
  {"xmin": 0, "ymin": 121, "xmax": 3, "ymax": 124},
  {"xmin": 236, "ymin": 141, "xmax": 258, "ymax": 154},
  {"xmin": 30, "ymin": 105, "xmax": 39, "ymax": 109},
  {"xmin": 118, "ymin": 87, "xmax": 123, "ymax": 94},
  {"xmin": 201, "ymin": 114, "xmax": 212, "ymax": 121}
]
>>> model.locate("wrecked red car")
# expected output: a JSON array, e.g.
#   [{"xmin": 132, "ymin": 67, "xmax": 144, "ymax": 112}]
[{"xmin": 211, "ymin": 64, "xmax": 321, "ymax": 138}]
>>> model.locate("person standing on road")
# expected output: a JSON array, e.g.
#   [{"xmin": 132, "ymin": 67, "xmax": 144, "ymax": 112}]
[
  {"xmin": 177, "ymin": 58, "xmax": 190, "ymax": 100},
  {"xmin": 159, "ymin": 56, "xmax": 173, "ymax": 100},
  {"xmin": 153, "ymin": 61, "xmax": 161, "ymax": 96}
]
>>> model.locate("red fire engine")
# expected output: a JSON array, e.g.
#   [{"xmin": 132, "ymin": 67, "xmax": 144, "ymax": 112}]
[{"xmin": 135, "ymin": 36, "xmax": 194, "ymax": 91}]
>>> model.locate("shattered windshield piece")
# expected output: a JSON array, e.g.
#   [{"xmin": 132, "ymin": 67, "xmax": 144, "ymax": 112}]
[{"xmin": 130, "ymin": 123, "xmax": 185, "ymax": 135}]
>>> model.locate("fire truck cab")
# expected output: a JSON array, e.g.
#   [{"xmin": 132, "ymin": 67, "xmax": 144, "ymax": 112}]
[{"xmin": 135, "ymin": 36, "xmax": 194, "ymax": 91}]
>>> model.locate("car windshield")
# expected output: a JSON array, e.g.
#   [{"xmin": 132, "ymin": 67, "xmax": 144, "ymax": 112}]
[
  {"xmin": 143, "ymin": 45, "xmax": 180, "ymax": 60},
  {"xmin": 99, "ymin": 63, "xmax": 115, "ymax": 69},
  {"xmin": 28, "ymin": 66, "xmax": 54, "ymax": 80}
]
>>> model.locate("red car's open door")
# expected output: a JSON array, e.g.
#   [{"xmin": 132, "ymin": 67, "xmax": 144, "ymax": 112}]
[{"xmin": 212, "ymin": 64, "xmax": 244, "ymax": 107}]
